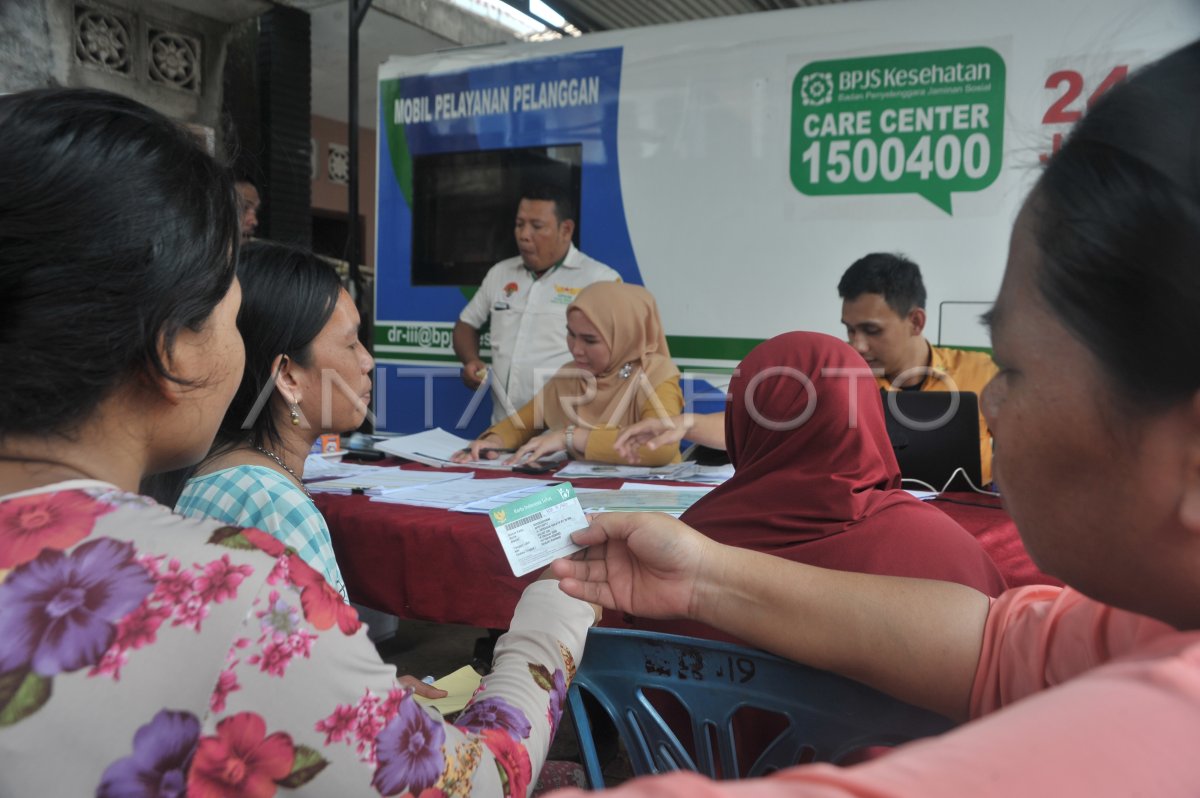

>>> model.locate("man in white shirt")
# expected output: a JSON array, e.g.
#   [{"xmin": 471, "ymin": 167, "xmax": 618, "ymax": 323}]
[{"xmin": 454, "ymin": 186, "xmax": 620, "ymax": 423}]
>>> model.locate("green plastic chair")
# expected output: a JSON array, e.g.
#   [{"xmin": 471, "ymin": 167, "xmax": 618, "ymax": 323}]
[{"xmin": 567, "ymin": 628, "xmax": 955, "ymax": 788}]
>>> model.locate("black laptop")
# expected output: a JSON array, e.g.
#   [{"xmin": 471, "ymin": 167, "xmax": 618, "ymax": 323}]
[{"xmin": 880, "ymin": 389, "xmax": 983, "ymax": 491}]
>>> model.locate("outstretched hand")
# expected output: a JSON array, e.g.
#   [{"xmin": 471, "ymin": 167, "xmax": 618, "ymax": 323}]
[
  {"xmin": 613, "ymin": 415, "xmax": 692, "ymax": 464},
  {"xmin": 550, "ymin": 512, "xmax": 714, "ymax": 620},
  {"xmin": 450, "ymin": 434, "xmax": 506, "ymax": 464},
  {"xmin": 504, "ymin": 430, "xmax": 566, "ymax": 465}
]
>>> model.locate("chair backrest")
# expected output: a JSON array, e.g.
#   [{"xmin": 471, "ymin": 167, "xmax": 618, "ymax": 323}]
[{"xmin": 568, "ymin": 628, "xmax": 955, "ymax": 788}]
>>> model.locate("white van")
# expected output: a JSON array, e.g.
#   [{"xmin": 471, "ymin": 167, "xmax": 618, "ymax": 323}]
[{"xmin": 369, "ymin": 0, "xmax": 1198, "ymax": 434}]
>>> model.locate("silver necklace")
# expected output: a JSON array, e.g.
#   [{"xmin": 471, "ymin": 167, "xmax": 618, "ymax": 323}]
[{"xmin": 255, "ymin": 446, "xmax": 312, "ymax": 498}]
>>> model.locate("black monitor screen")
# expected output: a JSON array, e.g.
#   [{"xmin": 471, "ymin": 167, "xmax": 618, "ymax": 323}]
[
  {"xmin": 881, "ymin": 389, "xmax": 983, "ymax": 491},
  {"xmin": 411, "ymin": 145, "xmax": 582, "ymax": 286}
]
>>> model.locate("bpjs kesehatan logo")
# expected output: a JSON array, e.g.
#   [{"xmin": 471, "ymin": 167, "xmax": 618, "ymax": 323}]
[
  {"xmin": 790, "ymin": 46, "xmax": 1005, "ymax": 214},
  {"xmin": 799, "ymin": 72, "xmax": 834, "ymax": 106}
]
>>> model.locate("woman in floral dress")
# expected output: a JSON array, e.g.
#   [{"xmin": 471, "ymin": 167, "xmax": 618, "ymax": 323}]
[{"xmin": 0, "ymin": 88, "xmax": 595, "ymax": 797}]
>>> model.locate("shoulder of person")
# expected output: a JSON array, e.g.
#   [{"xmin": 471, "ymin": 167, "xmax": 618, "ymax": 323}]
[
  {"xmin": 35, "ymin": 485, "xmax": 286, "ymax": 572},
  {"xmin": 933, "ymin": 344, "xmax": 997, "ymax": 372},
  {"xmin": 194, "ymin": 464, "xmax": 298, "ymax": 506},
  {"xmin": 566, "ymin": 247, "xmax": 619, "ymax": 279}
]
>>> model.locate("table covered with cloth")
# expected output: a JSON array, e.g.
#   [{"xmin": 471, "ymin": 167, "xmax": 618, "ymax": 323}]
[{"xmin": 314, "ymin": 464, "xmax": 1060, "ymax": 629}]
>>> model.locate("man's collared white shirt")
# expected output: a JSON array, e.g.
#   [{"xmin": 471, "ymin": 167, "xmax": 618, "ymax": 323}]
[{"xmin": 460, "ymin": 243, "xmax": 620, "ymax": 422}]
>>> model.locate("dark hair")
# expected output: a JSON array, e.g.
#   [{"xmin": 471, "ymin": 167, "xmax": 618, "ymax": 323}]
[
  {"xmin": 0, "ymin": 88, "xmax": 239, "ymax": 438},
  {"xmin": 217, "ymin": 241, "xmax": 343, "ymax": 452},
  {"xmin": 141, "ymin": 242, "xmax": 341, "ymax": 506},
  {"xmin": 1032, "ymin": 40, "xmax": 1200, "ymax": 407},
  {"xmin": 520, "ymin": 184, "xmax": 576, "ymax": 224},
  {"xmin": 837, "ymin": 252, "xmax": 927, "ymax": 316}
]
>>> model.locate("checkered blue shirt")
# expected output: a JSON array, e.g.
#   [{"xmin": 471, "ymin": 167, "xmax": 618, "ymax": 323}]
[{"xmin": 176, "ymin": 465, "xmax": 348, "ymax": 600}]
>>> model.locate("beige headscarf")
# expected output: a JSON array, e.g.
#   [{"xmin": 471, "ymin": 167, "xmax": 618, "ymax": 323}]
[{"xmin": 538, "ymin": 282, "xmax": 680, "ymax": 430}]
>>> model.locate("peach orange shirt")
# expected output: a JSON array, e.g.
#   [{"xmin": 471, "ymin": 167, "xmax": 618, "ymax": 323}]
[{"xmin": 552, "ymin": 586, "xmax": 1200, "ymax": 797}]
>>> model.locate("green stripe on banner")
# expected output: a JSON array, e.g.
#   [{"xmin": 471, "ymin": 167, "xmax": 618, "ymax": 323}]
[
  {"xmin": 380, "ymin": 79, "xmax": 414, "ymax": 206},
  {"xmin": 372, "ymin": 350, "xmax": 461, "ymax": 363},
  {"xmin": 373, "ymin": 322, "xmax": 988, "ymax": 364},
  {"xmin": 944, "ymin": 344, "xmax": 994, "ymax": 354},
  {"xmin": 374, "ymin": 322, "xmax": 760, "ymax": 363},
  {"xmin": 374, "ymin": 354, "xmax": 736, "ymax": 375},
  {"xmin": 665, "ymin": 335, "xmax": 762, "ymax": 361}
]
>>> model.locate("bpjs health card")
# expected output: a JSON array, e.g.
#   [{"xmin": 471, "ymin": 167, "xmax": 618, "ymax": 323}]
[{"xmin": 488, "ymin": 483, "xmax": 587, "ymax": 576}]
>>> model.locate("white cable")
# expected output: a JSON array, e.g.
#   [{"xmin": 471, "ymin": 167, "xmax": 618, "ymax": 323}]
[
  {"xmin": 939, "ymin": 467, "xmax": 1001, "ymax": 497},
  {"xmin": 900, "ymin": 477, "xmax": 940, "ymax": 493},
  {"xmin": 901, "ymin": 468, "xmax": 1000, "ymax": 498}
]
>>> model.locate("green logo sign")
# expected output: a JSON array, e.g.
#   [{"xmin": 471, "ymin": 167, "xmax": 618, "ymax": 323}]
[{"xmin": 790, "ymin": 47, "xmax": 1005, "ymax": 214}]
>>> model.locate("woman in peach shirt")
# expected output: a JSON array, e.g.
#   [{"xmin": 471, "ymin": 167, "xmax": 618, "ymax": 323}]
[{"xmin": 550, "ymin": 40, "xmax": 1200, "ymax": 797}]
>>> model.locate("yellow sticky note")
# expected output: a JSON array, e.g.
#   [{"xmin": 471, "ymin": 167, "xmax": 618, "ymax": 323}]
[{"xmin": 413, "ymin": 665, "xmax": 484, "ymax": 715}]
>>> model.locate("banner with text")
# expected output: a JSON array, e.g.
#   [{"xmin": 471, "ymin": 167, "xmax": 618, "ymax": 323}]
[{"xmin": 790, "ymin": 47, "xmax": 1005, "ymax": 214}]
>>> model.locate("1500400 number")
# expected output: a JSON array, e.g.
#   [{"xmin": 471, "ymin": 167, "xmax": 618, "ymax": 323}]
[{"xmin": 799, "ymin": 133, "xmax": 990, "ymax": 185}]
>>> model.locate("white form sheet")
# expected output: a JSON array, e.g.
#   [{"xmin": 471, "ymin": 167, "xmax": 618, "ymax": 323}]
[
  {"xmin": 369, "ymin": 477, "xmax": 554, "ymax": 509},
  {"xmin": 307, "ymin": 470, "xmax": 473, "ymax": 495}
]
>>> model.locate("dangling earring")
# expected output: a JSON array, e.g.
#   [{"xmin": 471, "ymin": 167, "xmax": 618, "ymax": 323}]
[
  {"xmin": 618, "ymin": 362, "xmax": 634, "ymax": 379},
  {"xmin": 290, "ymin": 402, "xmax": 301, "ymax": 426}
]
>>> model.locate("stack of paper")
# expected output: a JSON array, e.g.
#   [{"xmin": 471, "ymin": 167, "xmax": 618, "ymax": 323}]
[
  {"xmin": 453, "ymin": 484, "xmax": 605, "ymax": 514},
  {"xmin": 552, "ymin": 460, "xmax": 734, "ymax": 485},
  {"xmin": 373, "ymin": 427, "xmax": 567, "ymax": 471},
  {"xmin": 684, "ymin": 463, "xmax": 736, "ymax": 485},
  {"xmin": 307, "ymin": 470, "xmax": 472, "ymax": 496},
  {"xmin": 576, "ymin": 484, "xmax": 714, "ymax": 517},
  {"xmin": 370, "ymin": 477, "xmax": 554, "ymax": 509},
  {"xmin": 555, "ymin": 461, "xmax": 698, "ymax": 480},
  {"xmin": 373, "ymin": 428, "xmax": 502, "ymax": 468},
  {"xmin": 302, "ymin": 456, "xmax": 389, "ymax": 481}
]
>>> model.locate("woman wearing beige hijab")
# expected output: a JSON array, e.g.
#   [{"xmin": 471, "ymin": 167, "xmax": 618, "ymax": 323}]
[{"xmin": 455, "ymin": 282, "xmax": 683, "ymax": 466}]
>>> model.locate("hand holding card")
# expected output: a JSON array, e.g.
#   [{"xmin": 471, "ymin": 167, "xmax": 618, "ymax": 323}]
[{"xmin": 488, "ymin": 483, "xmax": 587, "ymax": 576}]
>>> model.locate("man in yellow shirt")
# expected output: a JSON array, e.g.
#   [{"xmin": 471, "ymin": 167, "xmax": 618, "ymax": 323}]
[
  {"xmin": 615, "ymin": 254, "xmax": 997, "ymax": 485},
  {"xmin": 838, "ymin": 253, "xmax": 997, "ymax": 486}
]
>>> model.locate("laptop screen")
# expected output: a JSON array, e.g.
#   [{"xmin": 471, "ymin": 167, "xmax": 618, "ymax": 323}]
[{"xmin": 879, "ymin": 390, "xmax": 982, "ymax": 491}]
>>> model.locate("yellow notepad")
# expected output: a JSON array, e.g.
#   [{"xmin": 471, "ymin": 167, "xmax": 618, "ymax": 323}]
[{"xmin": 413, "ymin": 665, "xmax": 484, "ymax": 715}]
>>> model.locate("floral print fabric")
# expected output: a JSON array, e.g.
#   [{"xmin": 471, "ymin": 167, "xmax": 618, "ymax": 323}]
[{"xmin": 0, "ymin": 482, "xmax": 593, "ymax": 796}]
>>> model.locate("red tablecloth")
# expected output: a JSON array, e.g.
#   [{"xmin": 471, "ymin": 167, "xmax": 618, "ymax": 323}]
[
  {"xmin": 315, "ymin": 467, "xmax": 549, "ymax": 628},
  {"xmin": 315, "ymin": 464, "xmax": 1059, "ymax": 628},
  {"xmin": 929, "ymin": 494, "xmax": 1062, "ymax": 589}
]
